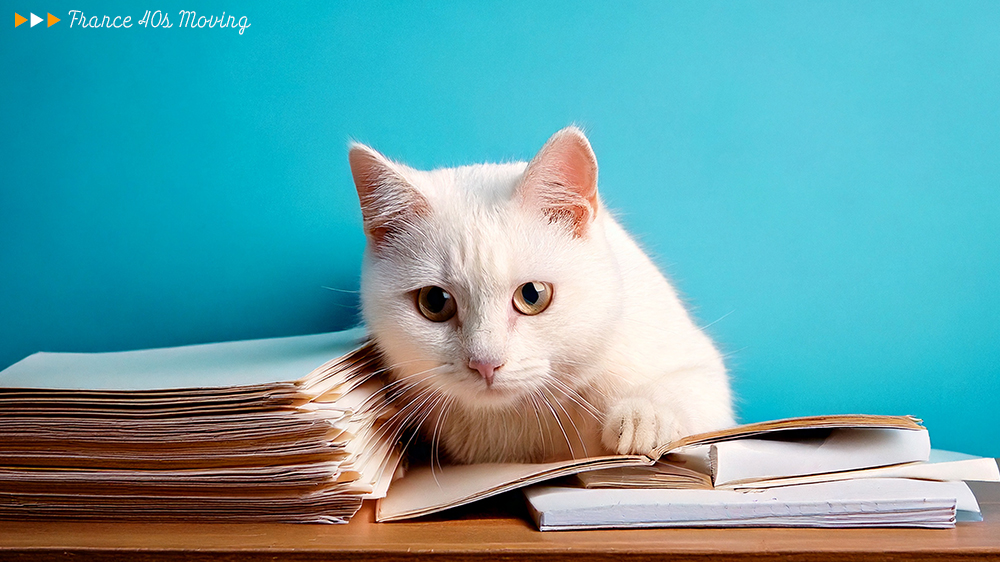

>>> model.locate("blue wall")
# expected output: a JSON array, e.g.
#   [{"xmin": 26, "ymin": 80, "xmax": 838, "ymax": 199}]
[{"xmin": 2, "ymin": 1, "xmax": 998, "ymax": 456}]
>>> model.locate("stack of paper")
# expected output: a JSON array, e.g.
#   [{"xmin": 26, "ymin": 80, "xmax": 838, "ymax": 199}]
[
  {"xmin": 525, "ymin": 478, "xmax": 983, "ymax": 530},
  {"xmin": 0, "ymin": 329, "xmax": 402, "ymax": 523},
  {"xmin": 574, "ymin": 460, "xmax": 712, "ymax": 490}
]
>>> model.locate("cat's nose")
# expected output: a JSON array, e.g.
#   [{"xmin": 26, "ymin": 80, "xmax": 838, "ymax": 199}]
[{"xmin": 468, "ymin": 359, "xmax": 503, "ymax": 387}]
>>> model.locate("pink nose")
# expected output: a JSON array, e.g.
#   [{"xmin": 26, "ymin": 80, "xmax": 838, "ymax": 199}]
[{"xmin": 469, "ymin": 359, "xmax": 503, "ymax": 387}]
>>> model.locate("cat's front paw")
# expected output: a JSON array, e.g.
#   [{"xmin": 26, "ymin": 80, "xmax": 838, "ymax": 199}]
[{"xmin": 602, "ymin": 397, "xmax": 686, "ymax": 455}]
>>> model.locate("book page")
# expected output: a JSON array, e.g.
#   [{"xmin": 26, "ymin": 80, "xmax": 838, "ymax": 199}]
[
  {"xmin": 376, "ymin": 455, "xmax": 652, "ymax": 522},
  {"xmin": 575, "ymin": 448, "xmax": 713, "ymax": 489},
  {"xmin": 710, "ymin": 427, "xmax": 932, "ymax": 486},
  {"xmin": 722, "ymin": 454, "xmax": 1000, "ymax": 489},
  {"xmin": 652, "ymin": 414, "xmax": 925, "ymax": 458},
  {"xmin": 0, "ymin": 328, "xmax": 366, "ymax": 390}
]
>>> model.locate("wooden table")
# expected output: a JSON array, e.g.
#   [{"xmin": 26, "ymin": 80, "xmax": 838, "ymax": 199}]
[{"xmin": 2, "ymin": 482, "xmax": 998, "ymax": 561}]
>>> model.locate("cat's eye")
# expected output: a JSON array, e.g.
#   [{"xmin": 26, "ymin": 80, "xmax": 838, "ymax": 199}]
[
  {"xmin": 512, "ymin": 281, "xmax": 553, "ymax": 315},
  {"xmin": 417, "ymin": 286, "xmax": 457, "ymax": 322}
]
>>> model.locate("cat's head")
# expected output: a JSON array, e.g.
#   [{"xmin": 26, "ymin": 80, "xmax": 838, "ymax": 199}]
[{"xmin": 350, "ymin": 127, "xmax": 623, "ymax": 409}]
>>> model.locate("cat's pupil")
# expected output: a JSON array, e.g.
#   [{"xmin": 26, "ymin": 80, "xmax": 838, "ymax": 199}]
[
  {"xmin": 521, "ymin": 282, "xmax": 539, "ymax": 305},
  {"xmin": 426, "ymin": 287, "xmax": 449, "ymax": 312}
]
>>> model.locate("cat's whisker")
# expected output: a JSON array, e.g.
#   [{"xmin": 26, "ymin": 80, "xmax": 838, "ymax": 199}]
[
  {"xmin": 359, "ymin": 364, "xmax": 448, "ymax": 411},
  {"xmin": 368, "ymin": 373, "xmax": 452, "ymax": 448},
  {"xmin": 554, "ymin": 384, "xmax": 605, "ymax": 420},
  {"xmin": 370, "ymin": 383, "xmax": 442, "ymax": 446},
  {"xmin": 533, "ymin": 388, "xmax": 575, "ymax": 459},
  {"xmin": 701, "ymin": 309, "xmax": 735, "ymax": 330},
  {"xmin": 406, "ymin": 392, "xmax": 445, "ymax": 483},
  {"xmin": 339, "ymin": 359, "xmax": 428, "ymax": 404},
  {"xmin": 720, "ymin": 346, "xmax": 749, "ymax": 360},
  {"xmin": 543, "ymin": 376, "xmax": 604, "ymax": 422},
  {"xmin": 378, "ymin": 366, "xmax": 448, "ymax": 397},
  {"xmin": 326, "ymin": 302, "xmax": 361, "ymax": 310},
  {"xmin": 524, "ymin": 392, "xmax": 548, "ymax": 452},
  {"xmin": 391, "ymin": 388, "xmax": 447, "ymax": 464},
  {"xmin": 321, "ymin": 286, "xmax": 360, "ymax": 294},
  {"xmin": 430, "ymin": 393, "xmax": 456, "ymax": 486},
  {"xmin": 391, "ymin": 392, "xmax": 440, "ymax": 443},
  {"xmin": 550, "ymin": 359, "xmax": 637, "ymax": 388},
  {"xmin": 372, "ymin": 358, "xmax": 439, "ymax": 372},
  {"xmin": 374, "ymin": 364, "xmax": 448, "ymax": 398},
  {"xmin": 364, "ymin": 359, "xmax": 442, "ymax": 385},
  {"xmin": 541, "ymin": 386, "xmax": 588, "ymax": 458}
]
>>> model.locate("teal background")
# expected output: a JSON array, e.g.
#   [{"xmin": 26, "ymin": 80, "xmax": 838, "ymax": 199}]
[{"xmin": 2, "ymin": 2, "xmax": 998, "ymax": 456}]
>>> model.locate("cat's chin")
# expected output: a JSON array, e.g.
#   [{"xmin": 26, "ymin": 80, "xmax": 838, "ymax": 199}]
[
  {"xmin": 443, "ymin": 381, "xmax": 530, "ymax": 410},
  {"xmin": 448, "ymin": 382, "xmax": 556, "ymax": 412}
]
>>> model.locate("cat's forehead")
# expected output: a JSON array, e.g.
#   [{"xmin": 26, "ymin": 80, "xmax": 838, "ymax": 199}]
[
  {"xmin": 399, "ymin": 203, "xmax": 568, "ymax": 287},
  {"xmin": 403, "ymin": 162, "xmax": 529, "ymax": 208},
  {"xmin": 375, "ymin": 175, "xmax": 581, "ymax": 290}
]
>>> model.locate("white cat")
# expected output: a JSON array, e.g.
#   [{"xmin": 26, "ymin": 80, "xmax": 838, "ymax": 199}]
[{"xmin": 350, "ymin": 127, "xmax": 735, "ymax": 464}]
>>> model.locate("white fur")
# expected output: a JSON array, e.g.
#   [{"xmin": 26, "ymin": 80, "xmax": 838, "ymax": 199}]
[{"xmin": 353, "ymin": 128, "xmax": 735, "ymax": 464}]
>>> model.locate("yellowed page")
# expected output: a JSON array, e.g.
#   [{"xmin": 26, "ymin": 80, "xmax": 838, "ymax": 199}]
[
  {"xmin": 652, "ymin": 414, "xmax": 925, "ymax": 458},
  {"xmin": 376, "ymin": 455, "xmax": 652, "ymax": 522}
]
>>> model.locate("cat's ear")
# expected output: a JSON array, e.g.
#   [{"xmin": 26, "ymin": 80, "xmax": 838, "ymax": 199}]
[
  {"xmin": 517, "ymin": 126, "xmax": 599, "ymax": 237},
  {"xmin": 348, "ymin": 143, "xmax": 428, "ymax": 249}
]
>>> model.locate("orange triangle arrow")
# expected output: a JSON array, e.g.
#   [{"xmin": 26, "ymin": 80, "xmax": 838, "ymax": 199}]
[
  {"xmin": 47, "ymin": 13, "xmax": 59, "ymax": 26},
  {"xmin": 15, "ymin": 12, "xmax": 27, "ymax": 27}
]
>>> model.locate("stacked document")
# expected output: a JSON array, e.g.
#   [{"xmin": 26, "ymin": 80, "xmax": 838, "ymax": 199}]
[
  {"xmin": 0, "ymin": 329, "xmax": 402, "ymax": 523},
  {"xmin": 525, "ymin": 478, "xmax": 983, "ymax": 530}
]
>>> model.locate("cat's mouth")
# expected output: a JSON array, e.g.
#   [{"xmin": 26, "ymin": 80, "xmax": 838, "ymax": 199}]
[
  {"xmin": 449, "ymin": 360, "xmax": 552, "ymax": 403},
  {"xmin": 465, "ymin": 366, "xmax": 512, "ymax": 393}
]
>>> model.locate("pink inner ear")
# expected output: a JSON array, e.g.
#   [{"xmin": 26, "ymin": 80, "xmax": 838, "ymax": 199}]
[
  {"xmin": 348, "ymin": 146, "xmax": 387, "ymax": 203},
  {"xmin": 348, "ymin": 145, "xmax": 427, "ymax": 248},
  {"xmin": 520, "ymin": 128, "xmax": 600, "ymax": 237},
  {"xmin": 551, "ymin": 138, "xmax": 598, "ymax": 208}
]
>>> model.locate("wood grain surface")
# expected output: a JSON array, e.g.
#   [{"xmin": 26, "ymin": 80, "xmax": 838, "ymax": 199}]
[{"xmin": 1, "ymin": 481, "xmax": 998, "ymax": 561}]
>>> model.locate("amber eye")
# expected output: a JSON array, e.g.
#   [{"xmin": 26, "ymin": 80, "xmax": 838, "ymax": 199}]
[
  {"xmin": 417, "ymin": 286, "xmax": 457, "ymax": 322},
  {"xmin": 512, "ymin": 281, "xmax": 553, "ymax": 315}
]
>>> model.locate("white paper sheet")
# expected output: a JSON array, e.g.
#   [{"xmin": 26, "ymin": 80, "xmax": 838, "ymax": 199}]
[
  {"xmin": 711, "ymin": 427, "xmax": 931, "ymax": 486},
  {"xmin": 0, "ymin": 328, "xmax": 366, "ymax": 389},
  {"xmin": 376, "ymin": 455, "xmax": 652, "ymax": 521}
]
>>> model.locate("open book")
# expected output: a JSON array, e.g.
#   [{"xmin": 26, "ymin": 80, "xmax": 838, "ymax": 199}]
[
  {"xmin": 376, "ymin": 414, "xmax": 939, "ymax": 521},
  {"xmin": 0, "ymin": 329, "xmax": 403, "ymax": 523},
  {"xmin": 379, "ymin": 412, "xmax": 999, "ymax": 523}
]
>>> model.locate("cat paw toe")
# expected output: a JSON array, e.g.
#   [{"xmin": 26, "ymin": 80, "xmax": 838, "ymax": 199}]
[{"xmin": 602, "ymin": 398, "xmax": 685, "ymax": 455}]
